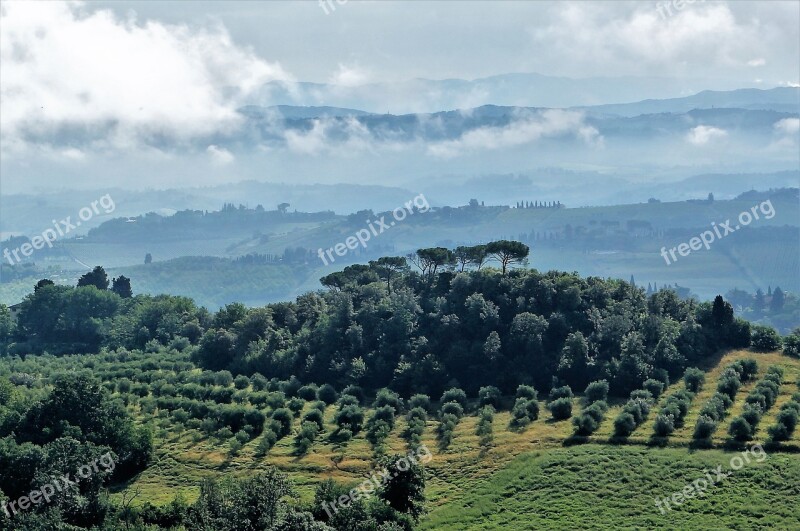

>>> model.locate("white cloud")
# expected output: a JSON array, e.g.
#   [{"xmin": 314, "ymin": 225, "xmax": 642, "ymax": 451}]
[
  {"xmin": 207, "ymin": 145, "xmax": 234, "ymax": 165},
  {"xmin": 774, "ymin": 118, "xmax": 800, "ymax": 135},
  {"xmin": 747, "ymin": 58, "xmax": 766, "ymax": 67},
  {"xmin": 427, "ymin": 110, "xmax": 602, "ymax": 158},
  {"xmin": 686, "ymin": 125, "xmax": 728, "ymax": 145},
  {"xmin": 328, "ymin": 64, "xmax": 371, "ymax": 87},
  {"xmin": 0, "ymin": 1, "xmax": 291, "ymax": 153},
  {"xmin": 60, "ymin": 148, "xmax": 87, "ymax": 161}
]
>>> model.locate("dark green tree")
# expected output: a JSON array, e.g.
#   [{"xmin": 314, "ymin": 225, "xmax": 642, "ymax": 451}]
[{"xmin": 77, "ymin": 266, "xmax": 109, "ymax": 290}]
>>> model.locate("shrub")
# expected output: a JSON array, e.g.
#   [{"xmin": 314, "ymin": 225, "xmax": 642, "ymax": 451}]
[
  {"xmin": 297, "ymin": 384, "xmax": 318, "ymax": 401},
  {"xmin": 515, "ymin": 384, "xmax": 538, "ymax": 401},
  {"xmin": 614, "ymin": 412, "xmax": 636, "ymax": 437},
  {"xmin": 440, "ymin": 401, "xmax": 464, "ymax": 419},
  {"xmin": 333, "ymin": 404, "xmax": 364, "ymax": 434},
  {"xmin": 548, "ymin": 397, "xmax": 573, "ymax": 420},
  {"xmin": 255, "ymin": 429, "xmax": 278, "ymax": 456},
  {"xmin": 573, "ymin": 401, "xmax": 607, "ymax": 436},
  {"xmin": 693, "ymin": 415, "xmax": 717, "ymax": 440},
  {"xmin": 653, "ymin": 414, "xmax": 675, "ymax": 436},
  {"xmin": 287, "ymin": 397, "xmax": 305, "ymax": 416},
  {"xmin": 683, "ymin": 367, "xmax": 705, "ymax": 393},
  {"xmin": 271, "ymin": 408, "xmax": 294, "ymax": 438},
  {"xmin": 737, "ymin": 359, "xmax": 759, "ymax": 381},
  {"xmin": 440, "ymin": 388, "xmax": 468, "ymax": 409},
  {"xmin": 302, "ymin": 408, "xmax": 325, "ymax": 431},
  {"xmin": 317, "ymin": 383, "xmax": 338, "ymax": 405},
  {"xmin": 751, "ymin": 325, "xmax": 782, "ymax": 352},
  {"xmin": 234, "ymin": 375, "xmax": 250, "ymax": 390},
  {"xmin": 549, "ymin": 385, "xmax": 573, "ymax": 402},
  {"xmin": 342, "ymin": 385, "xmax": 365, "ymax": 404},
  {"xmin": 478, "ymin": 386, "xmax": 501, "ymax": 407},
  {"xmin": 717, "ymin": 373, "xmax": 741, "ymax": 400},
  {"xmin": 408, "ymin": 394, "xmax": 432, "ymax": 412},
  {"xmin": 642, "ymin": 379, "xmax": 664, "ymax": 399},
  {"xmin": 337, "ymin": 394, "xmax": 360, "ymax": 408},
  {"xmin": 250, "ymin": 373, "xmax": 268, "ymax": 391},
  {"xmin": 294, "ymin": 421, "xmax": 319, "ymax": 455},
  {"xmin": 782, "ymin": 329, "xmax": 800, "ymax": 358},
  {"xmin": 511, "ymin": 398, "xmax": 532, "ymax": 429},
  {"xmin": 729, "ymin": 417, "xmax": 753, "ymax": 441},
  {"xmin": 629, "ymin": 390, "xmax": 653, "ymax": 402},
  {"xmin": 373, "ymin": 388, "xmax": 403, "ymax": 413},
  {"xmin": 437, "ymin": 413, "xmax": 459, "ymax": 449},
  {"xmin": 583, "ymin": 380, "xmax": 609, "ymax": 405},
  {"xmin": 310, "ymin": 400, "xmax": 327, "ymax": 413},
  {"xmin": 741, "ymin": 404, "xmax": 762, "ymax": 427}
]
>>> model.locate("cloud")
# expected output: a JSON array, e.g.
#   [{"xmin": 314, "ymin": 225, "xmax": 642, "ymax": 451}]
[
  {"xmin": 427, "ymin": 110, "xmax": 602, "ymax": 158},
  {"xmin": 525, "ymin": 2, "xmax": 788, "ymax": 79},
  {"xmin": 686, "ymin": 125, "xmax": 728, "ymax": 145},
  {"xmin": 0, "ymin": 1, "xmax": 291, "ymax": 154},
  {"xmin": 328, "ymin": 64, "xmax": 371, "ymax": 87},
  {"xmin": 774, "ymin": 118, "xmax": 800, "ymax": 135},
  {"xmin": 207, "ymin": 145, "xmax": 234, "ymax": 165}
]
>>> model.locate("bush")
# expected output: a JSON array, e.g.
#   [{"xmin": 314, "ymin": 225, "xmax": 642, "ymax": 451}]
[
  {"xmin": 736, "ymin": 359, "xmax": 759, "ymax": 382},
  {"xmin": 297, "ymin": 384, "xmax": 318, "ymax": 401},
  {"xmin": 783, "ymin": 329, "xmax": 800, "ymax": 358},
  {"xmin": 271, "ymin": 408, "xmax": 294, "ymax": 438},
  {"xmin": 693, "ymin": 415, "xmax": 717, "ymax": 440},
  {"xmin": 250, "ymin": 373, "xmax": 268, "ymax": 391},
  {"xmin": 373, "ymin": 388, "xmax": 403, "ymax": 413},
  {"xmin": 573, "ymin": 401, "xmax": 607, "ymax": 436},
  {"xmin": 630, "ymin": 390, "xmax": 653, "ymax": 402},
  {"xmin": 729, "ymin": 417, "xmax": 753, "ymax": 441},
  {"xmin": 294, "ymin": 421, "xmax": 319, "ymax": 455},
  {"xmin": 342, "ymin": 385, "xmax": 365, "ymax": 404},
  {"xmin": 613, "ymin": 412, "xmax": 636, "ymax": 437},
  {"xmin": 255, "ymin": 429, "xmax": 278, "ymax": 456},
  {"xmin": 287, "ymin": 397, "xmax": 305, "ymax": 416},
  {"xmin": 302, "ymin": 408, "xmax": 325, "ymax": 431},
  {"xmin": 333, "ymin": 404, "xmax": 364, "ymax": 434},
  {"xmin": 751, "ymin": 325, "xmax": 782, "ymax": 352},
  {"xmin": 317, "ymin": 383, "xmax": 338, "ymax": 405},
  {"xmin": 440, "ymin": 401, "xmax": 464, "ymax": 419},
  {"xmin": 310, "ymin": 400, "xmax": 327, "ymax": 413},
  {"xmin": 440, "ymin": 388, "xmax": 468, "ymax": 408},
  {"xmin": 234, "ymin": 375, "xmax": 250, "ymax": 390},
  {"xmin": 549, "ymin": 385, "xmax": 573, "ymax": 402},
  {"xmin": 642, "ymin": 379, "xmax": 664, "ymax": 399},
  {"xmin": 653, "ymin": 414, "xmax": 675, "ymax": 436},
  {"xmin": 515, "ymin": 384, "xmax": 538, "ymax": 401},
  {"xmin": 478, "ymin": 386, "xmax": 501, "ymax": 407},
  {"xmin": 548, "ymin": 397, "xmax": 573, "ymax": 420},
  {"xmin": 337, "ymin": 394, "xmax": 360, "ymax": 408},
  {"xmin": 583, "ymin": 380, "xmax": 609, "ymax": 405},
  {"xmin": 437, "ymin": 413, "xmax": 459, "ymax": 449},
  {"xmin": 408, "ymin": 394, "xmax": 431, "ymax": 412},
  {"xmin": 683, "ymin": 367, "xmax": 705, "ymax": 393},
  {"xmin": 741, "ymin": 404, "xmax": 762, "ymax": 427}
]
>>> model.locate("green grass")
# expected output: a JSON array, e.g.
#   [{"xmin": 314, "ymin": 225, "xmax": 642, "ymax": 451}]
[{"xmin": 421, "ymin": 444, "xmax": 800, "ymax": 530}]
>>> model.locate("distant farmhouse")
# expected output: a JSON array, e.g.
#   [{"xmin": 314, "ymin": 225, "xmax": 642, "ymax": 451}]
[{"xmin": 9, "ymin": 303, "xmax": 22, "ymax": 323}]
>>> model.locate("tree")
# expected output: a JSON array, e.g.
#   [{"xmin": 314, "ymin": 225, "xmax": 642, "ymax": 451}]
[
  {"xmin": 278, "ymin": 202, "xmax": 290, "ymax": 214},
  {"xmin": 711, "ymin": 295, "xmax": 734, "ymax": 328},
  {"xmin": 770, "ymin": 287, "xmax": 785, "ymax": 312},
  {"xmin": 377, "ymin": 452, "xmax": 427, "ymax": 521},
  {"xmin": 407, "ymin": 247, "xmax": 456, "ymax": 279},
  {"xmin": 0, "ymin": 304, "xmax": 14, "ymax": 356},
  {"xmin": 485, "ymin": 240, "xmax": 529, "ymax": 275},
  {"xmin": 144, "ymin": 253, "xmax": 152, "ymax": 264},
  {"xmin": 454, "ymin": 245, "xmax": 488, "ymax": 272},
  {"xmin": 34, "ymin": 278, "xmax": 55, "ymax": 292},
  {"xmin": 111, "ymin": 275, "xmax": 133, "ymax": 298},
  {"xmin": 369, "ymin": 256, "xmax": 409, "ymax": 293},
  {"xmin": 77, "ymin": 266, "xmax": 109, "ymax": 290}
]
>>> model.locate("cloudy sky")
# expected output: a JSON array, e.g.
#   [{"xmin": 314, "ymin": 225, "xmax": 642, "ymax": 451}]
[{"xmin": 0, "ymin": 0, "xmax": 798, "ymax": 192}]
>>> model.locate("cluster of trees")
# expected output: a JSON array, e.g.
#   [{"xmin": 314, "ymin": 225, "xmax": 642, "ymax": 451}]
[
  {"xmin": 0, "ymin": 374, "xmax": 152, "ymax": 528},
  {"xmin": 572, "ymin": 380, "xmax": 609, "ymax": 436},
  {"xmin": 767, "ymin": 378, "xmax": 800, "ymax": 442},
  {"xmin": 692, "ymin": 360, "xmax": 758, "ymax": 442},
  {"xmin": 728, "ymin": 366, "xmax": 783, "ymax": 441},
  {"xmin": 6, "ymin": 248, "xmax": 794, "ymax": 403}
]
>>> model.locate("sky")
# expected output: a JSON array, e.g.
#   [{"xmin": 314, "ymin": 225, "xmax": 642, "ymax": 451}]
[{"xmin": 0, "ymin": 0, "xmax": 798, "ymax": 193}]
